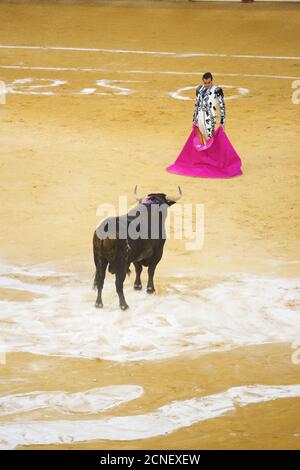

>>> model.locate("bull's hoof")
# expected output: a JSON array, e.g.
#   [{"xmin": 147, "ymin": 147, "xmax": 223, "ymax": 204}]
[
  {"xmin": 120, "ymin": 303, "xmax": 129, "ymax": 310},
  {"xmin": 134, "ymin": 283, "xmax": 142, "ymax": 290},
  {"xmin": 95, "ymin": 302, "xmax": 103, "ymax": 308},
  {"xmin": 146, "ymin": 287, "xmax": 155, "ymax": 294}
]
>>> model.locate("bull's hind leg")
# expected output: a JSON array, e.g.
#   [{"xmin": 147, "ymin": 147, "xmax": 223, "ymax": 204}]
[
  {"xmin": 94, "ymin": 258, "xmax": 108, "ymax": 308},
  {"xmin": 114, "ymin": 239, "xmax": 130, "ymax": 310},
  {"xmin": 115, "ymin": 268, "xmax": 129, "ymax": 310},
  {"xmin": 133, "ymin": 261, "xmax": 143, "ymax": 290}
]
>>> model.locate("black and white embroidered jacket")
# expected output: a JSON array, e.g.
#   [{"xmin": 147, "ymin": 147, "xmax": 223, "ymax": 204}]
[{"xmin": 193, "ymin": 85, "xmax": 226, "ymax": 136}]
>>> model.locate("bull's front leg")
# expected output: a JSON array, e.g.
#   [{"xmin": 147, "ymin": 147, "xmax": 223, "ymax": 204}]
[
  {"xmin": 115, "ymin": 268, "xmax": 129, "ymax": 310},
  {"xmin": 133, "ymin": 261, "xmax": 143, "ymax": 290}
]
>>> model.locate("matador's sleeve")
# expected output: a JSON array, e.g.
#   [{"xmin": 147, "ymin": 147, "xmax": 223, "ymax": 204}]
[
  {"xmin": 193, "ymin": 86, "xmax": 201, "ymax": 124},
  {"xmin": 215, "ymin": 87, "xmax": 226, "ymax": 125}
]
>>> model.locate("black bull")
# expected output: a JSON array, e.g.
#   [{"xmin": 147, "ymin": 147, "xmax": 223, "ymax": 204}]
[{"xmin": 93, "ymin": 188, "xmax": 182, "ymax": 310}]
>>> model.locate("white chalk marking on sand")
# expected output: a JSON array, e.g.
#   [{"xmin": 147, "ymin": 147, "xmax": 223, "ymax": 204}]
[
  {"xmin": 0, "ymin": 65, "xmax": 298, "ymax": 81},
  {"xmin": 5, "ymin": 77, "xmax": 67, "ymax": 96},
  {"xmin": 170, "ymin": 85, "xmax": 249, "ymax": 101},
  {"xmin": 78, "ymin": 79, "xmax": 148, "ymax": 96},
  {"xmin": 0, "ymin": 385, "xmax": 143, "ymax": 417},
  {"xmin": 0, "ymin": 384, "xmax": 299, "ymax": 449},
  {"xmin": 94, "ymin": 79, "xmax": 139, "ymax": 96},
  {"xmin": 3, "ymin": 77, "xmax": 147, "ymax": 97},
  {"xmin": 0, "ymin": 44, "xmax": 299, "ymax": 61}
]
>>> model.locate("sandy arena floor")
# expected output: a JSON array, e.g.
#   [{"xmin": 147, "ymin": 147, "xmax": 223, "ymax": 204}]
[{"xmin": 0, "ymin": 0, "xmax": 299, "ymax": 450}]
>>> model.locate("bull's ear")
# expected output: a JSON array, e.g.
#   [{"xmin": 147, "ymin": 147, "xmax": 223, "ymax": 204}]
[{"xmin": 167, "ymin": 200, "xmax": 176, "ymax": 207}]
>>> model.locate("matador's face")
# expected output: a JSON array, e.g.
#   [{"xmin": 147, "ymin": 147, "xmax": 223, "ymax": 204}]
[{"xmin": 203, "ymin": 78, "xmax": 213, "ymax": 88}]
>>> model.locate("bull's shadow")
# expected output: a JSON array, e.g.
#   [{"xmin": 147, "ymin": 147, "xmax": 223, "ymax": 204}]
[{"xmin": 93, "ymin": 186, "xmax": 182, "ymax": 310}]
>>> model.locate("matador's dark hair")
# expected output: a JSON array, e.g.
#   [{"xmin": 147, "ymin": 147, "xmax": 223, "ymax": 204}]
[{"xmin": 202, "ymin": 72, "xmax": 213, "ymax": 81}]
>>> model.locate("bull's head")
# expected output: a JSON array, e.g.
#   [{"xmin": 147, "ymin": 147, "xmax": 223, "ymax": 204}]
[{"xmin": 133, "ymin": 186, "xmax": 182, "ymax": 207}]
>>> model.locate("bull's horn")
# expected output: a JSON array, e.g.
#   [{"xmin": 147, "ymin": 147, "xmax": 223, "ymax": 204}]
[
  {"xmin": 133, "ymin": 185, "xmax": 143, "ymax": 201},
  {"xmin": 166, "ymin": 186, "xmax": 182, "ymax": 202}
]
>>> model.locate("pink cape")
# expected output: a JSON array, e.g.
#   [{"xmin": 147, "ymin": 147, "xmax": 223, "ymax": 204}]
[{"xmin": 166, "ymin": 125, "xmax": 243, "ymax": 178}]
